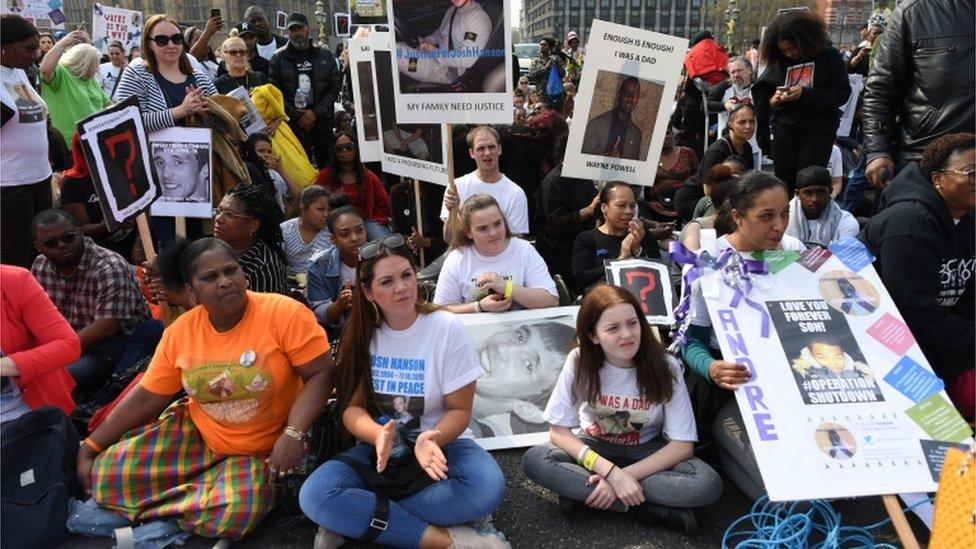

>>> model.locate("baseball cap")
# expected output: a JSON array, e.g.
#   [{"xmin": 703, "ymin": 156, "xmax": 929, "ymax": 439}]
[
  {"xmin": 567, "ymin": 31, "xmax": 579, "ymax": 42},
  {"xmin": 285, "ymin": 12, "xmax": 309, "ymax": 28},
  {"xmin": 234, "ymin": 21, "xmax": 256, "ymax": 36}
]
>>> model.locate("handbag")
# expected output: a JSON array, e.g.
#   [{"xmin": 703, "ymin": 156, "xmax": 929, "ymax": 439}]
[{"xmin": 546, "ymin": 64, "xmax": 564, "ymax": 99}]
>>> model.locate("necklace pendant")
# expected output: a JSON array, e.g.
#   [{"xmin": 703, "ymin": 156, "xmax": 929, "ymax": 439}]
[{"xmin": 240, "ymin": 349, "xmax": 256, "ymax": 367}]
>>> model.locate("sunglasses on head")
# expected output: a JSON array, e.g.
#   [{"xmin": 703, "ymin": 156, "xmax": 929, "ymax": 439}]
[
  {"xmin": 335, "ymin": 142, "xmax": 356, "ymax": 152},
  {"xmin": 359, "ymin": 234, "xmax": 406, "ymax": 260},
  {"xmin": 37, "ymin": 230, "xmax": 78, "ymax": 248},
  {"xmin": 150, "ymin": 33, "xmax": 184, "ymax": 47}
]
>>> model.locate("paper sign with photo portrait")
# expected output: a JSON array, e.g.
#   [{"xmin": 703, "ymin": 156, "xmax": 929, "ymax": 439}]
[
  {"xmin": 605, "ymin": 258, "xmax": 675, "ymax": 325},
  {"xmin": 224, "ymin": 86, "xmax": 267, "ymax": 136},
  {"xmin": 697, "ymin": 238, "xmax": 973, "ymax": 501},
  {"xmin": 276, "ymin": 11, "xmax": 287, "ymax": 30},
  {"xmin": 563, "ymin": 20, "xmax": 686, "ymax": 187},
  {"xmin": 349, "ymin": 0, "xmax": 387, "ymax": 26},
  {"xmin": 386, "ymin": 0, "xmax": 513, "ymax": 124},
  {"xmin": 371, "ymin": 32, "xmax": 450, "ymax": 185},
  {"xmin": 77, "ymin": 96, "xmax": 159, "ymax": 232},
  {"xmin": 459, "ymin": 306, "xmax": 580, "ymax": 450},
  {"xmin": 148, "ymin": 127, "xmax": 213, "ymax": 218},
  {"xmin": 349, "ymin": 35, "xmax": 383, "ymax": 162}
]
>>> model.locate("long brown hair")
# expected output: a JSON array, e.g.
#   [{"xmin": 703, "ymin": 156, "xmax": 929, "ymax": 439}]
[
  {"xmin": 573, "ymin": 284, "xmax": 674, "ymax": 406},
  {"xmin": 336, "ymin": 244, "xmax": 437, "ymax": 419},
  {"xmin": 451, "ymin": 194, "xmax": 512, "ymax": 249},
  {"xmin": 142, "ymin": 14, "xmax": 194, "ymax": 75}
]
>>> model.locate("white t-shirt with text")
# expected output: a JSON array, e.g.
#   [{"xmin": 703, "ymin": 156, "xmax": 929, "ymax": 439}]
[
  {"xmin": 433, "ymin": 238, "xmax": 557, "ymax": 306},
  {"xmin": 544, "ymin": 348, "xmax": 698, "ymax": 446},
  {"xmin": 440, "ymin": 171, "xmax": 529, "ymax": 234},
  {"xmin": 0, "ymin": 66, "xmax": 51, "ymax": 186}
]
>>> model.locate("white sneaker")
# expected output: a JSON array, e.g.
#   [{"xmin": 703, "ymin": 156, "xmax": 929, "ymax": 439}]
[
  {"xmin": 447, "ymin": 523, "xmax": 511, "ymax": 549},
  {"xmin": 313, "ymin": 526, "xmax": 345, "ymax": 549}
]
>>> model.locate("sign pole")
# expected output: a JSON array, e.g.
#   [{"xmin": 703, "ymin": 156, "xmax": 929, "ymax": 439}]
[
  {"xmin": 444, "ymin": 124, "xmax": 458, "ymax": 243},
  {"xmin": 412, "ymin": 178, "xmax": 426, "ymax": 268},
  {"xmin": 136, "ymin": 214, "xmax": 172, "ymax": 325},
  {"xmin": 881, "ymin": 495, "xmax": 921, "ymax": 549}
]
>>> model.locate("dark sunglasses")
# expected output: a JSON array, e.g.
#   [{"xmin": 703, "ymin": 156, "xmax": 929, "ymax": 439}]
[
  {"xmin": 359, "ymin": 234, "xmax": 406, "ymax": 260},
  {"xmin": 335, "ymin": 142, "xmax": 356, "ymax": 152},
  {"xmin": 150, "ymin": 33, "xmax": 184, "ymax": 47},
  {"xmin": 37, "ymin": 230, "xmax": 79, "ymax": 248}
]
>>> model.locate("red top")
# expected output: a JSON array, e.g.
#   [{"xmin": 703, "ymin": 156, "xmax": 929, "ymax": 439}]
[
  {"xmin": 315, "ymin": 166, "xmax": 392, "ymax": 225},
  {"xmin": 1, "ymin": 265, "xmax": 80, "ymax": 414}
]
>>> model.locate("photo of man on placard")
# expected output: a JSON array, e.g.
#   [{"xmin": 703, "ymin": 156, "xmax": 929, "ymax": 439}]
[
  {"xmin": 374, "ymin": 49, "xmax": 443, "ymax": 162},
  {"xmin": 393, "ymin": 0, "xmax": 506, "ymax": 93},
  {"xmin": 581, "ymin": 71, "xmax": 663, "ymax": 161},
  {"xmin": 151, "ymin": 142, "xmax": 210, "ymax": 204}
]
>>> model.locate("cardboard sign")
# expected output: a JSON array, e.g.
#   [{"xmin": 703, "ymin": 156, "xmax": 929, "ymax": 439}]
[
  {"xmin": 699, "ymin": 237, "xmax": 973, "ymax": 501},
  {"xmin": 386, "ymin": 0, "xmax": 513, "ymax": 124},
  {"xmin": 334, "ymin": 12, "xmax": 350, "ymax": 37},
  {"xmin": 563, "ymin": 20, "xmax": 686, "ymax": 187},
  {"xmin": 605, "ymin": 258, "xmax": 675, "ymax": 325},
  {"xmin": 460, "ymin": 306, "xmax": 580, "ymax": 450},
  {"xmin": 91, "ymin": 3, "xmax": 142, "ymax": 54},
  {"xmin": 371, "ymin": 32, "xmax": 449, "ymax": 185},
  {"xmin": 76, "ymin": 96, "xmax": 159, "ymax": 231},
  {"xmin": 349, "ymin": 0, "xmax": 387, "ymax": 26},
  {"xmin": 147, "ymin": 127, "xmax": 213, "ymax": 218},
  {"xmin": 349, "ymin": 35, "xmax": 383, "ymax": 162}
]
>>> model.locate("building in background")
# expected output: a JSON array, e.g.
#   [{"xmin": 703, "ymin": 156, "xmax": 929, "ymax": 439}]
[
  {"xmin": 815, "ymin": 0, "xmax": 872, "ymax": 48},
  {"xmin": 522, "ymin": 0, "xmax": 713, "ymax": 44}
]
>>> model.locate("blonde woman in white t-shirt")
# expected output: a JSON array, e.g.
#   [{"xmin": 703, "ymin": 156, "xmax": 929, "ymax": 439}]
[
  {"xmin": 434, "ymin": 194, "xmax": 558, "ymax": 314},
  {"xmin": 522, "ymin": 285, "xmax": 722, "ymax": 533}
]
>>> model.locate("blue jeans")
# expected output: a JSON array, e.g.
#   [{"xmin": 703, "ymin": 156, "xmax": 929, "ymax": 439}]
[
  {"xmin": 299, "ymin": 438, "xmax": 505, "ymax": 548},
  {"xmin": 838, "ymin": 153, "xmax": 868, "ymax": 213},
  {"xmin": 364, "ymin": 220, "xmax": 392, "ymax": 241},
  {"xmin": 69, "ymin": 337, "xmax": 127, "ymax": 394}
]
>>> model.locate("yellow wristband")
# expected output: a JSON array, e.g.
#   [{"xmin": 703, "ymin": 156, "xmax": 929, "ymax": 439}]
[
  {"xmin": 582, "ymin": 449, "xmax": 599, "ymax": 471},
  {"xmin": 504, "ymin": 280, "xmax": 514, "ymax": 299}
]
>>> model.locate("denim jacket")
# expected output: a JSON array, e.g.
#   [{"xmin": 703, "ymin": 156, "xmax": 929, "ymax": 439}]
[{"xmin": 306, "ymin": 246, "xmax": 345, "ymax": 331}]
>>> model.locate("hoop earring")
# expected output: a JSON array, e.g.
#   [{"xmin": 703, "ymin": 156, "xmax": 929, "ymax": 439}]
[{"xmin": 370, "ymin": 300, "xmax": 382, "ymax": 326}]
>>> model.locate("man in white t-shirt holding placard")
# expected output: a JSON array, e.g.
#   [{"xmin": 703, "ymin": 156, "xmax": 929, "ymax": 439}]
[{"xmin": 441, "ymin": 125, "xmax": 529, "ymax": 242}]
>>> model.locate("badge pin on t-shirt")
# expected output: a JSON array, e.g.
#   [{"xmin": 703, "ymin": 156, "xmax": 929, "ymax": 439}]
[
  {"xmin": 240, "ymin": 350, "xmax": 256, "ymax": 368},
  {"xmin": 408, "ymin": 58, "xmax": 418, "ymax": 73}
]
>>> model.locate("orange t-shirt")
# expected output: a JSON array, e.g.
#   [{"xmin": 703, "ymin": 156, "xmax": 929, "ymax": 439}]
[{"xmin": 141, "ymin": 292, "xmax": 330, "ymax": 455}]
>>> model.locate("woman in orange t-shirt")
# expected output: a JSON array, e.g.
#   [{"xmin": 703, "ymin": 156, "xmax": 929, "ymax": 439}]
[{"xmin": 76, "ymin": 238, "xmax": 334, "ymax": 540}]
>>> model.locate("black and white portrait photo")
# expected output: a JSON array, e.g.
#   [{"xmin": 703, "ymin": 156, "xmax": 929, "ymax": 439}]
[{"xmin": 148, "ymin": 127, "xmax": 213, "ymax": 218}]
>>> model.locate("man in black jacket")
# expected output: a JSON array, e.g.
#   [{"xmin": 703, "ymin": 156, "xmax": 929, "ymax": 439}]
[
  {"xmin": 245, "ymin": 6, "xmax": 288, "ymax": 61},
  {"xmin": 269, "ymin": 12, "xmax": 342, "ymax": 168},
  {"xmin": 862, "ymin": 0, "xmax": 975, "ymax": 190}
]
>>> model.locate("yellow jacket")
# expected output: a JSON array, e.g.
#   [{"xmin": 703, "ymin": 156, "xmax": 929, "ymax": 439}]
[{"xmin": 251, "ymin": 84, "xmax": 318, "ymax": 187}]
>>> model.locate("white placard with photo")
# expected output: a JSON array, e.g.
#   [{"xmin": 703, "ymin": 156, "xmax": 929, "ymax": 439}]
[
  {"xmin": 605, "ymin": 258, "xmax": 675, "ymax": 326},
  {"xmin": 701, "ymin": 239, "xmax": 973, "ymax": 501},
  {"xmin": 372, "ymin": 32, "xmax": 450, "ymax": 185},
  {"xmin": 837, "ymin": 74, "xmax": 864, "ymax": 138},
  {"xmin": 563, "ymin": 20, "xmax": 686, "ymax": 187},
  {"xmin": 460, "ymin": 306, "xmax": 580, "ymax": 450},
  {"xmin": 349, "ymin": 35, "xmax": 383, "ymax": 162},
  {"xmin": 148, "ymin": 127, "xmax": 213, "ymax": 218},
  {"xmin": 224, "ymin": 86, "xmax": 267, "ymax": 136},
  {"xmin": 386, "ymin": 0, "xmax": 513, "ymax": 124}
]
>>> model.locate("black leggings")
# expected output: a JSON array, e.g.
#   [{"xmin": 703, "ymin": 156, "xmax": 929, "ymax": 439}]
[{"xmin": 772, "ymin": 132, "xmax": 834, "ymax": 194}]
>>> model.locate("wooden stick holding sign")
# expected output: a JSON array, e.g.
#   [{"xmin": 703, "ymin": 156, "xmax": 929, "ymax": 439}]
[
  {"xmin": 443, "ymin": 124, "xmax": 460, "ymax": 244},
  {"xmin": 881, "ymin": 495, "xmax": 921, "ymax": 549},
  {"xmin": 412, "ymin": 178, "xmax": 426, "ymax": 268}
]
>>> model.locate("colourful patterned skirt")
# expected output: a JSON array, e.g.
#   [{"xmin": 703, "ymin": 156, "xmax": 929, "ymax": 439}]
[{"xmin": 90, "ymin": 399, "xmax": 276, "ymax": 540}]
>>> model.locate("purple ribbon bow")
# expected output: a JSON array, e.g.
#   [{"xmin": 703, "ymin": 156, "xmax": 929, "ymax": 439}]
[{"xmin": 667, "ymin": 241, "xmax": 770, "ymax": 354}]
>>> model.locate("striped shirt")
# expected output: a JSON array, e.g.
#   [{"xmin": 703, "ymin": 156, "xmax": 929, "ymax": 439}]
[
  {"xmin": 280, "ymin": 218, "xmax": 333, "ymax": 276},
  {"xmin": 239, "ymin": 239, "xmax": 288, "ymax": 295},
  {"xmin": 113, "ymin": 60, "xmax": 217, "ymax": 133}
]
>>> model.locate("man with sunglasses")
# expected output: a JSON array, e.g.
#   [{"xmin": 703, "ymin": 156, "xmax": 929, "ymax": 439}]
[
  {"xmin": 29, "ymin": 210, "xmax": 150, "ymax": 397},
  {"xmin": 269, "ymin": 12, "xmax": 342, "ymax": 168},
  {"xmin": 785, "ymin": 166, "xmax": 858, "ymax": 248}
]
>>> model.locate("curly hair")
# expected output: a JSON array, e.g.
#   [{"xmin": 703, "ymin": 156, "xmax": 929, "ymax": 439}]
[
  {"xmin": 919, "ymin": 133, "xmax": 976, "ymax": 180},
  {"xmin": 760, "ymin": 10, "xmax": 829, "ymax": 69},
  {"xmin": 225, "ymin": 184, "xmax": 285, "ymax": 261}
]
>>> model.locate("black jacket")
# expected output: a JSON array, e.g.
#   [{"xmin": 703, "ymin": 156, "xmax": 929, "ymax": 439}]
[
  {"xmin": 757, "ymin": 47, "xmax": 851, "ymax": 138},
  {"xmin": 858, "ymin": 162, "xmax": 974, "ymax": 380},
  {"xmin": 268, "ymin": 42, "xmax": 342, "ymax": 126},
  {"xmin": 862, "ymin": 0, "xmax": 975, "ymax": 166}
]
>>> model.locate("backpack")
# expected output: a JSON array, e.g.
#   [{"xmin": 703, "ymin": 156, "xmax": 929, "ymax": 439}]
[{"xmin": 1, "ymin": 406, "xmax": 83, "ymax": 549}]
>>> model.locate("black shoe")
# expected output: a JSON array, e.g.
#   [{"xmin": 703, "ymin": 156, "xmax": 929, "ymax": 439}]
[
  {"xmin": 557, "ymin": 496, "xmax": 582, "ymax": 516},
  {"xmin": 628, "ymin": 503, "xmax": 698, "ymax": 534}
]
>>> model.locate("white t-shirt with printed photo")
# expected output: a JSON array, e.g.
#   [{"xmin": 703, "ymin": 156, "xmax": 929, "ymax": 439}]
[
  {"xmin": 0, "ymin": 66, "xmax": 51, "ymax": 186},
  {"xmin": 440, "ymin": 171, "xmax": 530, "ymax": 234},
  {"xmin": 370, "ymin": 310, "xmax": 483, "ymax": 441},
  {"xmin": 433, "ymin": 237, "xmax": 557, "ymax": 306},
  {"xmin": 544, "ymin": 348, "xmax": 698, "ymax": 446}
]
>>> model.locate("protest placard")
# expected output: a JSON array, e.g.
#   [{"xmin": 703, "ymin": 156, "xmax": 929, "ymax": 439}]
[
  {"xmin": 1, "ymin": 0, "xmax": 64, "ymax": 29},
  {"xmin": 386, "ymin": 0, "xmax": 512, "ymax": 124},
  {"xmin": 91, "ymin": 3, "xmax": 142, "ymax": 54},
  {"xmin": 605, "ymin": 258, "xmax": 675, "ymax": 325},
  {"xmin": 349, "ymin": 35, "xmax": 383, "ymax": 162},
  {"xmin": 697, "ymin": 237, "xmax": 973, "ymax": 501},
  {"xmin": 148, "ymin": 128, "xmax": 213, "ymax": 218},
  {"xmin": 224, "ymin": 86, "xmax": 267, "ymax": 137},
  {"xmin": 76, "ymin": 96, "xmax": 159, "ymax": 232},
  {"xmin": 276, "ymin": 11, "xmax": 287, "ymax": 30},
  {"xmin": 563, "ymin": 20, "xmax": 686, "ymax": 187},
  {"xmin": 837, "ymin": 74, "xmax": 865, "ymax": 138},
  {"xmin": 334, "ymin": 13, "xmax": 350, "ymax": 37},
  {"xmin": 459, "ymin": 307, "xmax": 579, "ymax": 450},
  {"xmin": 349, "ymin": 0, "xmax": 387, "ymax": 26},
  {"xmin": 372, "ymin": 32, "xmax": 449, "ymax": 185}
]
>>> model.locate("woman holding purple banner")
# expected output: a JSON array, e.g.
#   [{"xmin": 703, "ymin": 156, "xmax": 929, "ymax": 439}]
[{"xmin": 676, "ymin": 172, "xmax": 805, "ymax": 501}]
